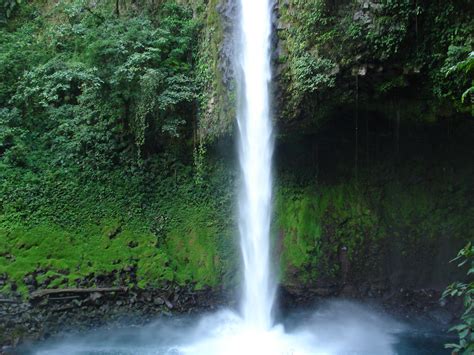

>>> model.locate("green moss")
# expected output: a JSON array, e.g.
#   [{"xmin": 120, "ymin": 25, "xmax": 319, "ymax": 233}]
[
  {"xmin": 166, "ymin": 220, "xmax": 220, "ymax": 288},
  {"xmin": 0, "ymin": 200, "xmax": 231, "ymax": 297},
  {"xmin": 274, "ymin": 156, "xmax": 473, "ymax": 288},
  {"xmin": 276, "ymin": 182, "xmax": 380, "ymax": 285},
  {"xmin": 276, "ymin": 189, "xmax": 322, "ymax": 283},
  {"xmin": 0, "ymin": 158, "xmax": 241, "ymax": 297}
]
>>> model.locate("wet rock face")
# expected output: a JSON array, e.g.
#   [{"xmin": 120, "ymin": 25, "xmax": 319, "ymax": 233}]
[
  {"xmin": 0, "ymin": 287, "xmax": 228, "ymax": 350},
  {"xmin": 216, "ymin": 0, "xmax": 237, "ymax": 91}
]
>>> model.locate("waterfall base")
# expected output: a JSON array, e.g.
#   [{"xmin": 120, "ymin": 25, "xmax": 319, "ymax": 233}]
[{"xmin": 20, "ymin": 301, "xmax": 450, "ymax": 355}]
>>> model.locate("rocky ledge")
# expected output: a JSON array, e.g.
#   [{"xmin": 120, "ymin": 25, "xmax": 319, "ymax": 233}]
[
  {"xmin": 0, "ymin": 285, "xmax": 229, "ymax": 353},
  {"xmin": 0, "ymin": 284, "xmax": 462, "ymax": 353}
]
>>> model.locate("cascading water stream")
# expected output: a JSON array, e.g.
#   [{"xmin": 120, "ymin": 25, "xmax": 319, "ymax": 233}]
[{"xmin": 236, "ymin": 0, "xmax": 275, "ymax": 330}]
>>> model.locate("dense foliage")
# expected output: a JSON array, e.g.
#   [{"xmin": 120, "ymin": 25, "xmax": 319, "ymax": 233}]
[
  {"xmin": 276, "ymin": 0, "xmax": 473, "ymax": 130},
  {"xmin": 1, "ymin": 0, "xmax": 199, "ymax": 171}
]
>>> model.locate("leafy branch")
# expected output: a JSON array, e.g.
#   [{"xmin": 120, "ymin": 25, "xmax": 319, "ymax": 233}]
[{"xmin": 442, "ymin": 242, "xmax": 474, "ymax": 355}]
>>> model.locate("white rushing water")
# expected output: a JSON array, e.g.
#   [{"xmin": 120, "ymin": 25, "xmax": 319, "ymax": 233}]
[{"xmin": 236, "ymin": 0, "xmax": 275, "ymax": 330}]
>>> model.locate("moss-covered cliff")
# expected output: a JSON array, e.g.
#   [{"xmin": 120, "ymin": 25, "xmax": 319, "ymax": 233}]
[
  {"xmin": 277, "ymin": 0, "xmax": 473, "ymax": 130},
  {"xmin": 0, "ymin": 0, "xmax": 472, "ymax": 299}
]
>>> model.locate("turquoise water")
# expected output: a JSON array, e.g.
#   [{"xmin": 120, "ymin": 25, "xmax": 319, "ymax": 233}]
[{"xmin": 395, "ymin": 332, "xmax": 449, "ymax": 355}]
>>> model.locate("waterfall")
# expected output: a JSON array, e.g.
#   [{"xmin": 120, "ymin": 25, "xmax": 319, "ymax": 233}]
[
  {"xmin": 236, "ymin": 0, "xmax": 275, "ymax": 330},
  {"xmin": 29, "ymin": 1, "xmax": 412, "ymax": 353}
]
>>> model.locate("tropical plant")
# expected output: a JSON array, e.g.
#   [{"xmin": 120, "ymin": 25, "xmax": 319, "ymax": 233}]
[
  {"xmin": 448, "ymin": 51, "xmax": 474, "ymax": 108},
  {"xmin": 442, "ymin": 242, "xmax": 474, "ymax": 355}
]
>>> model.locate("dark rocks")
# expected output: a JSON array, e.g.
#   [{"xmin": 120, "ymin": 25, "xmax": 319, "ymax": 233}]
[
  {"xmin": 1, "ymin": 281, "xmax": 462, "ymax": 351},
  {"xmin": 89, "ymin": 292, "xmax": 102, "ymax": 302},
  {"xmin": 0, "ymin": 286, "xmax": 226, "ymax": 350},
  {"xmin": 163, "ymin": 297, "xmax": 173, "ymax": 310},
  {"xmin": 154, "ymin": 297, "xmax": 164, "ymax": 306}
]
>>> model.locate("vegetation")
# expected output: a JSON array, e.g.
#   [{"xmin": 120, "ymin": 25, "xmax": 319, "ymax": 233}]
[
  {"xmin": 0, "ymin": 165, "xmax": 237, "ymax": 295},
  {"xmin": 276, "ymin": 0, "xmax": 473, "ymax": 129},
  {"xmin": 0, "ymin": 0, "xmax": 238, "ymax": 296},
  {"xmin": 443, "ymin": 243, "xmax": 474, "ymax": 355},
  {"xmin": 275, "ymin": 156, "xmax": 473, "ymax": 286},
  {"xmin": 0, "ymin": 0, "xmax": 472, "ymax": 315},
  {"xmin": 276, "ymin": 182, "xmax": 378, "ymax": 284}
]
